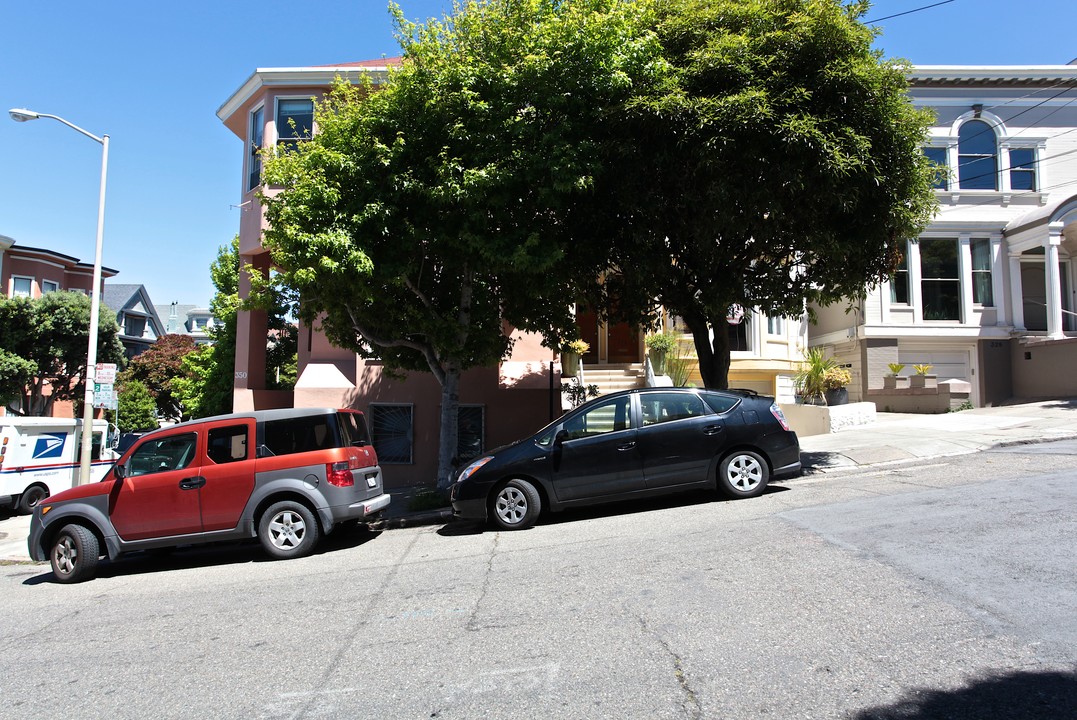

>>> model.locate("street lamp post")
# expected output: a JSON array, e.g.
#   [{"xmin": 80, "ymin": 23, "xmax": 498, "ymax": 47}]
[{"xmin": 9, "ymin": 108, "xmax": 110, "ymax": 486}]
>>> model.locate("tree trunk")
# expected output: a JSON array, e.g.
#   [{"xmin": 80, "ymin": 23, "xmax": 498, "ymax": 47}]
[
  {"xmin": 436, "ymin": 366, "xmax": 461, "ymax": 489},
  {"xmin": 685, "ymin": 314, "xmax": 731, "ymax": 390}
]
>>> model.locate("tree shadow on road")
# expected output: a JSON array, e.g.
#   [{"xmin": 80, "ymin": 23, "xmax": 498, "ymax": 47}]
[
  {"xmin": 22, "ymin": 522, "xmax": 383, "ymax": 585},
  {"xmin": 851, "ymin": 668, "xmax": 1077, "ymax": 720}
]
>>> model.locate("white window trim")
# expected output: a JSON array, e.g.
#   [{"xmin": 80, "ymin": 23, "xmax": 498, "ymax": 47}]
[{"xmin": 41, "ymin": 279, "xmax": 60, "ymax": 294}]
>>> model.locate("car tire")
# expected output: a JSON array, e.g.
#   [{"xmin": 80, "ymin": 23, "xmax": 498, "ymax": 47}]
[
  {"xmin": 50, "ymin": 524, "xmax": 100, "ymax": 584},
  {"xmin": 718, "ymin": 450, "xmax": 770, "ymax": 499},
  {"xmin": 489, "ymin": 478, "xmax": 541, "ymax": 531},
  {"xmin": 258, "ymin": 501, "xmax": 321, "ymax": 559},
  {"xmin": 17, "ymin": 484, "xmax": 48, "ymax": 515}
]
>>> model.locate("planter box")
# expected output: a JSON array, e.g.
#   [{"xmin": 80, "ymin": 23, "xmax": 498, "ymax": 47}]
[
  {"xmin": 909, "ymin": 374, "xmax": 937, "ymax": 389},
  {"xmin": 883, "ymin": 375, "xmax": 910, "ymax": 390}
]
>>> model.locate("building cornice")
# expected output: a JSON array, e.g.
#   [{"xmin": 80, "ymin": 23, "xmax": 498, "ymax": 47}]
[
  {"xmin": 909, "ymin": 65, "xmax": 1077, "ymax": 86},
  {"xmin": 216, "ymin": 63, "xmax": 400, "ymax": 123}
]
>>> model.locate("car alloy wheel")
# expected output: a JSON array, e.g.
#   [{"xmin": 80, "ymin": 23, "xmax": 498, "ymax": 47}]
[
  {"xmin": 258, "ymin": 501, "xmax": 321, "ymax": 559},
  {"xmin": 718, "ymin": 450, "xmax": 770, "ymax": 499},
  {"xmin": 490, "ymin": 478, "xmax": 541, "ymax": 531}
]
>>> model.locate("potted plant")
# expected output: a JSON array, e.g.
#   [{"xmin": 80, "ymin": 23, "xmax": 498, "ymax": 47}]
[
  {"xmin": 883, "ymin": 362, "xmax": 908, "ymax": 390},
  {"xmin": 794, "ymin": 348, "xmax": 835, "ymax": 405},
  {"xmin": 910, "ymin": 363, "xmax": 937, "ymax": 389},
  {"xmin": 644, "ymin": 332, "xmax": 678, "ymax": 375},
  {"xmin": 823, "ymin": 366, "xmax": 852, "ymax": 406},
  {"xmin": 560, "ymin": 339, "xmax": 589, "ymax": 377}
]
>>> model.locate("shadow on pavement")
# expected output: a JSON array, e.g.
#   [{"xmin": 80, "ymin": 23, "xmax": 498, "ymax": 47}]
[
  {"xmin": 851, "ymin": 668, "xmax": 1077, "ymax": 720},
  {"xmin": 22, "ymin": 522, "xmax": 382, "ymax": 585},
  {"xmin": 437, "ymin": 484, "xmax": 790, "ymax": 536}
]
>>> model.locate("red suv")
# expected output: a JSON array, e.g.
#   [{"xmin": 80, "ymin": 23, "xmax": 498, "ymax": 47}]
[{"xmin": 28, "ymin": 408, "xmax": 389, "ymax": 583}]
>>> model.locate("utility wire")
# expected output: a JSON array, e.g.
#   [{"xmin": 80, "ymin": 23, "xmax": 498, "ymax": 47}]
[{"xmin": 864, "ymin": 0, "xmax": 957, "ymax": 25}]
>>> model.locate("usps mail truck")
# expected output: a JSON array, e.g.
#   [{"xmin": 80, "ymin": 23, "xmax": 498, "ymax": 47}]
[{"xmin": 0, "ymin": 417, "xmax": 120, "ymax": 514}]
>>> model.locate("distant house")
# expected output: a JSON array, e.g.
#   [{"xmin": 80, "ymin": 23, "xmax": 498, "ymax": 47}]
[
  {"xmin": 155, "ymin": 303, "xmax": 217, "ymax": 345},
  {"xmin": 1, "ymin": 234, "xmax": 119, "ymax": 417},
  {"xmin": 2, "ymin": 234, "xmax": 117, "ymax": 299},
  {"xmin": 102, "ymin": 284, "xmax": 166, "ymax": 359},
  {"xmin": 809, "ymin": 64, "xmax": 1077, "ymax": 406}
]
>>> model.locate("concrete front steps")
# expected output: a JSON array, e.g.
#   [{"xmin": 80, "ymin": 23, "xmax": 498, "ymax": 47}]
[{"xmin": 580, "ymin": 363, "xmax": 646, "ymax": 396}]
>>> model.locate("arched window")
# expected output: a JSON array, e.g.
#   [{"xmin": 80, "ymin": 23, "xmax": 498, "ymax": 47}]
[{"xmin": 958, "ymin": 119, "xmax": 998, "ymax": 190}]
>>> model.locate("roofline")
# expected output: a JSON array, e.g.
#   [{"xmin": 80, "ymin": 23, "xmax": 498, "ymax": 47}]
[
  {"xmin": 909, "ymin": 65, "xmax": 1077, "ymax": 84},
  {"xmin": 6, "ymin": 243, "xmax": 119, "ymax": 275},
  {"xmin": 216, "ymin": 64, "xmax": 400, "ymax": 123}
]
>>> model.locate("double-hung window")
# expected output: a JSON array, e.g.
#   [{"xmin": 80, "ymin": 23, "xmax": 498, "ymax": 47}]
[
  {"xmin": 890, "ymin": 249, "xmax": 910, "ymax": 305},
  {"xmin": 276, "ymin": 99, "xmax": 314, "ymax": 153},
  {"xmin": 920, "ymin": 239, "xmax": 960, "ymax": 321},
  {"xmin": 1008, "ymin": 148, "xmax": 1037, "ymax": 191},
  {"xmin": 42, "ymin": 280, "xmax": 59, "ymax": 294},
  {"xmin": 971, "ymin": 239, "xmax": 993, "ymax": 306}
]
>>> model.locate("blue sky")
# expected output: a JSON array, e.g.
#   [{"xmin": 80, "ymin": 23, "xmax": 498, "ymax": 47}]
[{"xmin": 2, "ymin": 0, "xmax": 1074, "ymax": 310}]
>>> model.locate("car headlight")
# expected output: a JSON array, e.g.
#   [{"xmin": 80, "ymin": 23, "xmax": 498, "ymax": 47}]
[{"xmin": 457, "ymin": 456, "xmax": 494, "ymax": 483}]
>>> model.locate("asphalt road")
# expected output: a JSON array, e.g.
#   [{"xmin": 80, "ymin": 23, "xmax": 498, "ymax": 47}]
[{"xmin": 1, "ymin": 442, "xmax": 1075, "ymax": 719}]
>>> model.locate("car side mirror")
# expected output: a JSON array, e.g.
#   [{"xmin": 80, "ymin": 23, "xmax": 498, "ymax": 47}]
[
  {"xmin": 554, "ymin": 429, "xmax": 570, "ymax": 446},
  {"xmin": 113, "ymin": 464, "xmax": 126, "ymax": 480}
]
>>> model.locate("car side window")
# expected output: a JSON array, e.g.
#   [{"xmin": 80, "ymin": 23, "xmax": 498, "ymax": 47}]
[
  {"xmin": 126, "ymin": 433, "xmax": 198, "ymax": 477},
  {"xmin": 207, "ymin": 425, "xmax": 249, "ymax": 464},
  {"xmin": 562, "ymin": 397, "xmax": 631, "ymax": 440},
  {"xmin": 263, "ymin": 415, "xmax": 337, "ymax": 456},
  {"xmin": 640, "ymin": 393, "xmax": 708, "ymax": 426},
  {"xmin": 701, "ymin": 392, "xmax": 739, "ymax": 415}
]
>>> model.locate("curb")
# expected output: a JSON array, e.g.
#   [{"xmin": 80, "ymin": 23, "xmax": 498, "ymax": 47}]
[{"xmin": 370, "ymin": 508, "xmax": 454, "ymax": 531}]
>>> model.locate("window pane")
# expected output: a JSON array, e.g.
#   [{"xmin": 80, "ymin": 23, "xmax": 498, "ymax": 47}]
[
  {"xmin": 971, "ymin": 239, "xmax": 993, "ymax": 306},
  {"xmin": 277, "ymin": 99, "xmax": 314, "ymax": 141},
  {"xmin": 890, "ymin": 249, "xmax": 909, "ymax": 304},
  {"xmin": 923, "ymin": 147, "xmax": 948, "ymax": 190},
  {"xmin": 1009, "ymin": 148, "xmax": 1036, "ymax": 191},
  {"xmin": 922, "ymin": 281, "xmax": 961, "ymax": 320},
  {"xmin": 127, "ymin": 433, "xmax": 197, "ymax": 476},
  {"xmin": 12, "ymin": 277, "xmax": 32, "ymax": 297},
  {"xmin": 42, "ymin": 280, "xmax": 59, "ymax": 293},
  {"xmin": 563, "ymin": 397, "xmax": 630, "ymax": 440},
  {"xmin": 248, "ymin": 106, "xmax": 264, "ymax": 191},
  {"xmin": 264, "ymin": 415, "xmax": 337, "ymax": 456},
  {"xmin": 958, "ymin": 120, "xmax": 998, "ymax": 190},
  {"xmin": 920, "ymin": 239, "xmax": 958, "ymax": 280},
  {"xmin": 208, "ymin": 425, "xmax": 249, "ymax": 464},
  {"xmin": 370, "ymin": 405, "xmax": 413, "ymax": 463},
  {"xmin": 457, "ymin": 406, "xmax": 484, "ymax": 461},
  {"xmin": 640, "ymin": 392, "xmax": 707, "ymax": 426},
  {"xmin": 728, "ymin": 318, "xmax": 750, "ymax": 352}
]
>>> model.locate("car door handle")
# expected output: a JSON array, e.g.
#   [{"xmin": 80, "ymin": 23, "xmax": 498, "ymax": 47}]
[
  {"xmin": 179, "ymin": 476, "xmax": 206, "ymax": 490},
  {"xmin": 617, "ymin": 442, "xmax": 637, "ymax": 451},
  {"xmin": 703, "ymin": 425, "xmax": 724, "ymax": 436}
]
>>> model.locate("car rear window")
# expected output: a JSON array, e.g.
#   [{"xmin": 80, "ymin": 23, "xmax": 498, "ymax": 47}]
[{"xmin": 263, "ymin": 414, "xmax": 341, "ymax": 456}]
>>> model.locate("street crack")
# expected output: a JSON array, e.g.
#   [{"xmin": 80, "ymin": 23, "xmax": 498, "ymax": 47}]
[{"xmin": 635, "ymin": 613, "xmax": 702, "ymax": 719}]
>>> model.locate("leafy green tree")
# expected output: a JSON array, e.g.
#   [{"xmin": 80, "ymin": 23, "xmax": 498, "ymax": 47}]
[
  {"xmin": 260, "ymin": 0, "xmax": 666, "ymax": 485},
  {"xmin": 118, "ymin": 334, "xmax": 197, "ymax": 420},
  {"xmin": 0, "ymin": 350, "xmax": 37, "ymax": 410},
  {"xmin": 0, "ymin": 291, "xmax": 124, "ymax": 416},
  {"xmin": 174, "ymin": 237, "xmax": 296, "ymax": 418},
  {"xmin": 116, "ymin": 379, "xmax": 159, "ymax": 432},
  {"xmin": 594, "ymin": 0, "xmax": 938, "ymax": 388}
]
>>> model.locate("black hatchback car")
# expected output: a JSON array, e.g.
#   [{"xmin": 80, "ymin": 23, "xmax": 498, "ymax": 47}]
[{"xmin": 450, "ymin": 387, "xmax": 800, "ymax": 530}]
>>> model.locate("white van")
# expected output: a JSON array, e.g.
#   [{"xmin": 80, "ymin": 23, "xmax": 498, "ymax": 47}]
[{"xmin": 0, "ymin": 417, "xmax": 120, "ymax": 514}]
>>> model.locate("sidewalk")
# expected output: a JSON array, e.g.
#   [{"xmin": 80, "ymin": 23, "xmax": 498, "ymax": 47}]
[{"xmin": 4, "ymin": 398, "xmax": 1076, "ymax": 563}]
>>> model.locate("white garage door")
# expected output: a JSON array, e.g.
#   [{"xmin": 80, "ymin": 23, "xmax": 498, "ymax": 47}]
[{"xmin": 898, "ymin": 346, "xmax": 971, "ymax": 383}]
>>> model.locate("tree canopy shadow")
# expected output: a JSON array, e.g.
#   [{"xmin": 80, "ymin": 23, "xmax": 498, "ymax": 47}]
[{"xmin": 851, "ymin": 668, "xmax": 1077, "ymax": 720}]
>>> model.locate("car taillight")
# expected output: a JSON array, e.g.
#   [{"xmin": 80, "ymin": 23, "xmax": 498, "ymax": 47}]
[
  {"xmin": 326, "ymin": 461, "xmax": 354, "ymax": 487},
  {"xmin": 770, "ymin": 402, "xmax": 791, "ymax": 432}
]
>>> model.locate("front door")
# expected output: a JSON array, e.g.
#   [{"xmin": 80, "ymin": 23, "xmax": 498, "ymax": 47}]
[
  {"xmin": 551, "ymin": 395, "xmax": 643, "ymax": 501},
  {"xmin": 574, "ymin": 308, "xmax": 641, "ymax": 364},
  {"xmin": 110, "ymin": 430, "xmax": 202, "ymax": 540}
]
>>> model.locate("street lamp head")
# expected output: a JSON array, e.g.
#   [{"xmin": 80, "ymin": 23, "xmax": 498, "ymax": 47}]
[{"xmin": 9, "ymin": 108, "xmax": 40, "ymax": 122}]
